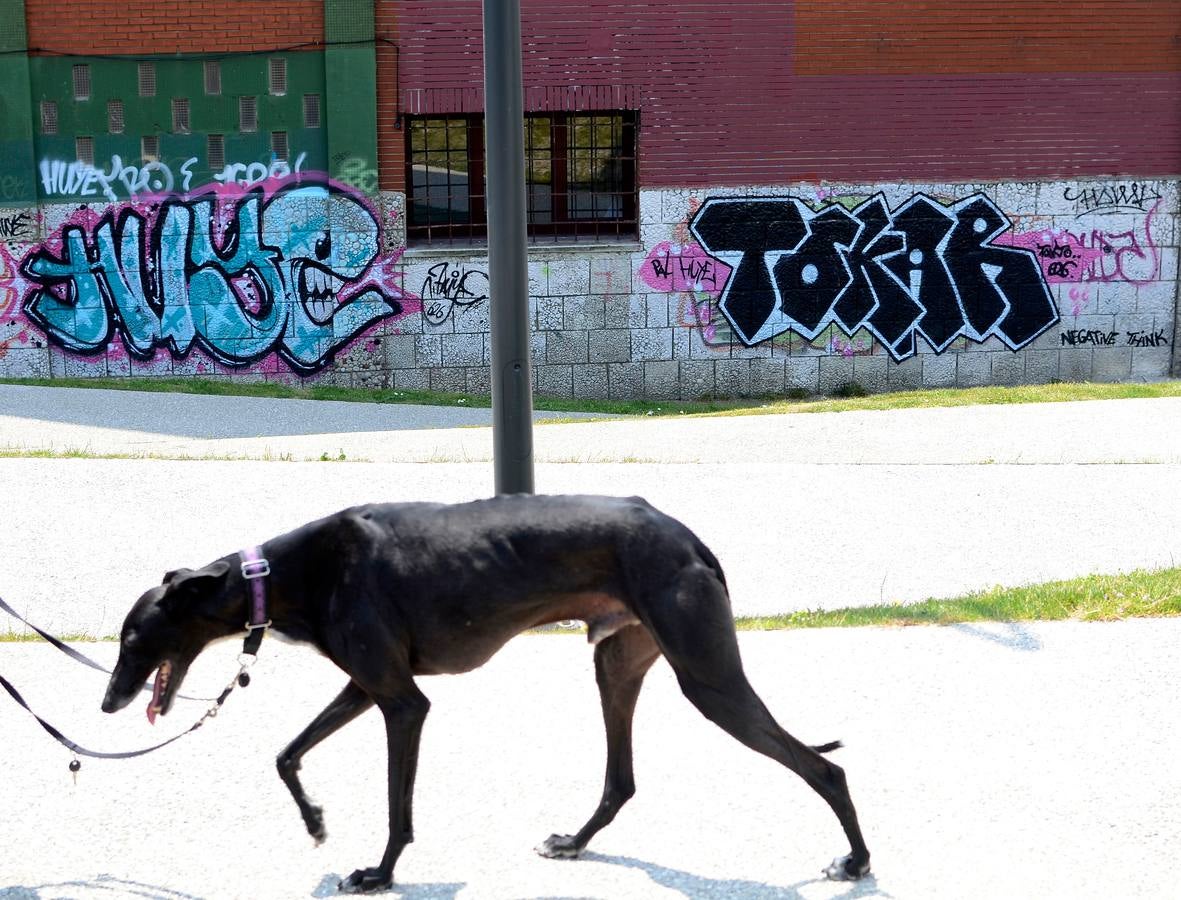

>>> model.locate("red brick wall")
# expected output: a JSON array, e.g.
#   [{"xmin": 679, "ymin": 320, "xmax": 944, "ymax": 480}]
[
  {"xmin": 25, "ymin": 0, "xmax": 324, "ymax": 55},
  {"xmin": 395, "ymin": 0, "xmax": 1181, "ymax": 187},
  {"xmin": 375, "ymin": 0, "xmax": 403, "ymax": 191}
]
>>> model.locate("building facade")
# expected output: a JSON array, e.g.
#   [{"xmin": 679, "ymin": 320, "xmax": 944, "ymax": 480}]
[{"xmin": 1, "ymin": 0, "xmax": 1179, "ymax": 397}]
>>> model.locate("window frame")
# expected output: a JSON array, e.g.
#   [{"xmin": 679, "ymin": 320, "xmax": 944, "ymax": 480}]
[{"xmin": 404, "ymin": 110, "xmax": 638, "ymax": 246}]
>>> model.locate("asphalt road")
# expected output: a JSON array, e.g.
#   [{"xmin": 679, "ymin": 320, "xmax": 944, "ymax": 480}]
[
  {"xmin": 2, "ymin": 385, "xmax": 1181, "ymax": 899},
  {"xmin": 3, "ymin": 385, "xmax": 1181, "ymax": 634}
]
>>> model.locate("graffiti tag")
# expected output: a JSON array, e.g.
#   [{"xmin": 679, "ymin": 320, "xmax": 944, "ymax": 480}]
[
  {"xmin": 688, "ymin": 193, "xmax": 1058, "ymax": 360},
  {"xmin": 1063, "ymin": 182, "xmax": 1164, "ymax": 215},
  {"xmin": 20, "ymin": 180, "xmax": 405, "ymax": 373},
  {"xmin": 420, "ymin": 262, "xmax": 488, "ymax": 326},
  {"xmin": 39, "ymin": 153, "xmax": 308, "ymax": 203},
  {"xmin": 0, "ymin": 211, "xmax": 32, "ymax": 239}
]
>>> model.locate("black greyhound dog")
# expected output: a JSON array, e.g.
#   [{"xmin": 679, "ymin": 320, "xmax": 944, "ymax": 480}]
[{"xmin": 102, "ymin": 494, "xmax": 870, "ymax": 893}]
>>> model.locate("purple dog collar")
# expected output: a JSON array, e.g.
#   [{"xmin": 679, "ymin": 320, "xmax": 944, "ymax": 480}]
[{"xmin": 239, "ymin": 546, "xmax": 272, "ymax": 633}]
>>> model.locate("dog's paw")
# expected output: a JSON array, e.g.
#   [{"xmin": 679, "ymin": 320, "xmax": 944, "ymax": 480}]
[
  {"xmin": 535, "ymin": 834, "xmax": 582, "ymax": 859},
  {"xmin": 338, "ymin": 867, "xmax": 393, "ymax": 894},
  {"xmin": 306, "ymin": 805, "xmax": 327, "ymax": 845},
  {"xmin": 823, "ymin": 854, "xmax": 871, "ymax": 881}
]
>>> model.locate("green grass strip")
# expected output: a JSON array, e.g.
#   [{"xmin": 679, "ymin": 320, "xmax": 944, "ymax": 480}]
[{"xmin": 736, "ymin": 567, "xmax": 1181, "ymax": 630}]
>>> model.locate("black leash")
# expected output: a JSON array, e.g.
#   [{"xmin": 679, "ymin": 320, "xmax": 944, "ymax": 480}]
[
  {"xmin": 0, "ymin": 591, "xmax": 259, "ymax": 774},
  {"xmin": 0, "ymin": 594, "xmax": 214, "ymax": 701}
]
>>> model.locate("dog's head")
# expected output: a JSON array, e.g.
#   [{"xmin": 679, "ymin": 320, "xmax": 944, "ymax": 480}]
[{"xmin": 102, "ymin": 560, "xmax": 232, "ymax": 722}]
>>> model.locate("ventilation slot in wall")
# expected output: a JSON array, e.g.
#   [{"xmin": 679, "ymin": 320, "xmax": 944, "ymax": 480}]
[
  {"xmin": 138, "ymin": 62, "xmax": 157, "ymax": 97},
  {"xmin": 269, "ymin": 58, "xmax": 287, "ymax": 96},
  {"xmin": 240, "ymin": 96, "xmax": 258, "ymax": 132},
  {"xmin": 108, "ymin": 100, "xmax": 125, "ymax": 134},
  {"xmin": 204, "ymin": 61, "xmax": 222, "ymax": 96},
  {"xmin": 73, "ymin": 64, "xmax": 91, "ymax": 101},
  {"xmin": 303, "ymin": 93, "xmax": 321, "ymax": 128},
  {"xmin": 141, "ymin": 135, "xmax": 160, "ymax": 161},
  {"xmin": 75, "ymin": 136, "xmax": 95, "ymax": 166},
  {"xmin": 208, "ymin": 134, "xmax": 225, "ymax": 171},
  {"xmin": 172, "ymin": 98, "xmax": 191, "ymax": 134}
]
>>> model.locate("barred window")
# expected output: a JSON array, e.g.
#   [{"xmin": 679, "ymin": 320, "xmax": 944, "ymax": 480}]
[
  {"xmin": 40, "ymin": 101, "xmax": 58, "ymax": 135},
  {"xmin": 204, "ymin": 61, "xmax": 222, "ymax": 95},
  {"xmin": 239, "ymin": 96, "xmax": 258, "ymax": 133},
  {"xmin": 303, "ymin": 93, "xmax": 321, "ymax": 128},
  {"xmin": 208, "ymin": 134, "xmax": 225, "ymax": 171},
  {"xmin": 108, "ymin": 100, "xmax": 125, "ymax": 134},
  {"xmin": 141, "ymin": 135, "xmax": 160, "ymax": 162},
  {"xmin": 138, "ymin": 62, "xmax": 156, "ymax": 97},
  {"xmin": 75, "ymin": 136, "xmax": 95, "ymax": 166},
  {"xmin": 72, "ymin": 64, "xmax": 91, "ymax": 101},
  {"xmin": 271, "ymin": 131, "xmax": 288, "ymax": 162},
  {"xmin": 405, "ymin": 111, "xmax": 637, "ymax": 245},
  {"xmin": 268, "ymin": 58, "xmax": 287, "ymax": 96},
  {"xmin": 172, "ymin": 98, "xmax": 191, "ymax": 134}
]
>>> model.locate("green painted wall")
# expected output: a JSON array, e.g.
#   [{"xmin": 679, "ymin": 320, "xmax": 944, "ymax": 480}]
[
  {"xmin": 27, "ymin": 51, "xmax": 329, "ymax": 201},
  {"xmin": 324, "ymin": 0, "xmax": 378, "ymax": 192},
  {"xmin": 0, "ymin": 0, "xmax": 36, "ymax": 205}
]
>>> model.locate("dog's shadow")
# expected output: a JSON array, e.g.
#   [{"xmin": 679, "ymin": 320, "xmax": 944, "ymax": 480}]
[
  {"xmin": 313, "ymin": 874, "xmax": 465, "ymax": 899},
  {"xmin": 568, "ymin": 852, "xmax": 891, "ymax": 900}
]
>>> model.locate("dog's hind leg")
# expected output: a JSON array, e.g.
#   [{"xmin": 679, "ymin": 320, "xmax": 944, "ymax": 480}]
[
  {"xmin": 339, "ymin": 682, "xmax": 430, "ymax": 894},
  {"xmin": 651, "ymin": 564, "xmax": 871, "ymax": 881},
  {"xmin": 277, "ymin": 680, "xmax": 374, "ymax": 844},
  {"xmin": 537, "ymin": 623, "xmax": 661, "ymax": 859}
]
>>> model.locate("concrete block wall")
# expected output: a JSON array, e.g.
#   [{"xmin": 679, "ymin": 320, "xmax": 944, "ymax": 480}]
[{"xmin": 1, "ymin": 176, "xmax": 1177, "ymax": 399}]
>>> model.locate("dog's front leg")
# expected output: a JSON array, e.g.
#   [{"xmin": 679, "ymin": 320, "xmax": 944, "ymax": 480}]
[
  {"xmin": 278, "ymin": 680, "xmax": 374, "ymax": 844},
  {"xmin": 338, "ymin": 686, "xmax": 430, "ymax": 894}
]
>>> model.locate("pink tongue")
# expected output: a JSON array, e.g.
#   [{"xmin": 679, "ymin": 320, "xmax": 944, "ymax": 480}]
[{"xmin": 147, "ymin": 667, "xmax": 166, "ymax": 725}]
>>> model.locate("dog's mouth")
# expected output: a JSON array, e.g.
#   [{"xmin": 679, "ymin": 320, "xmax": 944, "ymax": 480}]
[{"xmin": 146, "ymin": 660, "xmax": 174, "ymax": 725}]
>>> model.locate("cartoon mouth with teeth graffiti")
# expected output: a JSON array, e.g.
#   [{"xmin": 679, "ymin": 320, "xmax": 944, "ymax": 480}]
[{"xmin": 264, "ymin": 184, "xmax": 404, "ymax": 371}]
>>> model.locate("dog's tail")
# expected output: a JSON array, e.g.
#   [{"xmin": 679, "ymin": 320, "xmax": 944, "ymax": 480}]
[{"xmin": 811, "ymin": 740, "xmax": 843, "ymax": 754}]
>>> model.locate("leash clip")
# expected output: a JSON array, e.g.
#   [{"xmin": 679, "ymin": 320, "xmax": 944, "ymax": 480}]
[{"xmin": 243, "ymin": 618, "xmax": 272, "ymax": 632}]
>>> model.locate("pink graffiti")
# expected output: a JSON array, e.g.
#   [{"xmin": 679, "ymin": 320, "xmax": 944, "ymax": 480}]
[
  {"xmin": 999, "ymin": 201, "xmax": 1163, "ymax": 285},
  {"xmin": 639, "ymin": 241, "xmax": 731, "ymax": 297},
  {"xmin": 1068, "ymin": 287, "xmax": 1090, "ymax": 316}
]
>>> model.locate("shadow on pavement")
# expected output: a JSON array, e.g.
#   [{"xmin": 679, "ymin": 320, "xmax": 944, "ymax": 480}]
[
  {"xmin": 950, "ymin": 622, "xmax": 1043, "ymax": 652},
  {"xmin": 583, "ymin": 852, "xmax": 893, "ymax": 899},
  {"xmin": 311, "ymin": 873, "xmax": 465, "ymax": 899},
  {"xmin": 0, "ymin": 876, "xmax": 204, "ymax": 899}
]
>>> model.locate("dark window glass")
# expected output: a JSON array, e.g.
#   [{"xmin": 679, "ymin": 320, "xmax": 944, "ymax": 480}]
[{"xmin": 405, "ymin": 111, "xmax": 637, "ymax": 245}]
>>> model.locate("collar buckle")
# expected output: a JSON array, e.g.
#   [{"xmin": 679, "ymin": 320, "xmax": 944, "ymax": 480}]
[{"xmin": 240, "ymin": 558, "xmax": 271, "ymax": 580}]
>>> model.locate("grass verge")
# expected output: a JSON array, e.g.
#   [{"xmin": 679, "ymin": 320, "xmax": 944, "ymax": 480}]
[
  {"xmin": 3, "ymin": 376, "xmax": 1180, "ymax": 420},
  {"xmin": 5, "ymin": 567, "xmax": 1179, "ymax": 643},
  {"xmin": 736, "ymin": 567, "xmax": 1181, "ymax": 630}
]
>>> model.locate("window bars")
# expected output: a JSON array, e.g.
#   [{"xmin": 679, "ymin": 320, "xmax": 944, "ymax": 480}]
[{"xmin": 405, "ymin": 111, "xmax": 638, "ymax": 245}]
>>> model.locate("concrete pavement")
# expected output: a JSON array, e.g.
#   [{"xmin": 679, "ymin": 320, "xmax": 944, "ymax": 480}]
[
  {"xmin": 2, "ymin": 384, "xmax": 1181, "ymax": 899},
  {"xmin": 2, "ymin": 620, "xmax": 1179, "ymax": 899}
]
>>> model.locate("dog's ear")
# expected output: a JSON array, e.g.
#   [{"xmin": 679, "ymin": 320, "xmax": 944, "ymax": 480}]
[
  {"xmin": 160, "ymin": 560, "xmax": 232, "ymax": 613},
  {"xmin": 162, "ymin": 568, "xmax": 190, "ymax": 585}
]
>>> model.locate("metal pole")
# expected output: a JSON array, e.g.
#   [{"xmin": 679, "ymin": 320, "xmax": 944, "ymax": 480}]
[{"xmin": 483, "ymin": 0, "xmax": 535, "ymax": 495}]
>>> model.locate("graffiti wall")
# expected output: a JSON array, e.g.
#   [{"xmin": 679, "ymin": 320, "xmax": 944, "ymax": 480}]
[
  {"xmin": 0, "ymin": 177, "xmax": 1178, "ymax": 398},
  {"xmin": 0, "ymin": 169, "xmax": 419, "ymax": 380}
]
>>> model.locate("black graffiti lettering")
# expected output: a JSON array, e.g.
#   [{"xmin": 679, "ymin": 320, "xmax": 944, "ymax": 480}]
[
  {"xmin": 883, "ymin": 197, "xmax": 961, "ymax": 351},
  {"xmin": 1046, "ymin": 260, "xmax": 1077, "ymax": 278},
  {"xmin": 844, "ymin": 195, "xmax": 923, "ymax": 359},
  {"xmin": 689, "ymin": 198, "xmax": 808, "ymax": 344},
  {"xmin": 1064, "ymin": 182, "xmax": 1164, "ymax": 214},
  {"xmin": 946, "ymin": 196, "xmax": 1058, "ymax": 348},
  {"xmin": 650, "ymin": 250, "xmax": 672, "ymax": 280},
  {"xmin": 1126, "ymin": 329, "xmax": 1169, "ymax": 348},
  {"xmin": 688, "ymin": 192, "xmax": 1059, "ymax": 359},
  {"xmin": 676, "ymin": 254, "xmax": 718, "ymax": 289},
  {"xmin": 0, "ymin": 211, "xmax": 31, "ymax": 238},
  {"xmin": 421, "ymin": 262, "xmax": 489, "ymax": 326},
  {"xmin": 1061, "ymin": 330, "xmax": 1117, "ymax": 346},
  {"xmin": 771, "ymin": 205, "xmax": 860, "ymax": 335}
]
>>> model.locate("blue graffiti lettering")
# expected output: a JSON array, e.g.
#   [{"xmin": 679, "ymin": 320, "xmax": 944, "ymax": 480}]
[{"xmin": 20, "ymin": 182, "xmax": 402, "ymax": 373}]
